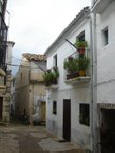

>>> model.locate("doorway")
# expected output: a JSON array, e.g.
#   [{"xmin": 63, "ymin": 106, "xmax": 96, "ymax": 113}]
[
  {"xmin": 100, "ymin": 109, "xmax": 115, "ymax": 153},
  {"xmin": 0, "ymin": 97, "xmax": 3, "ymax": 120},
  {"xmin": 41, "ymin": 102, "xmax": 46, "ymax": 122},
  {"xmin": 63, "ymin": 99, "xmax": 71, "ymax": 141}
]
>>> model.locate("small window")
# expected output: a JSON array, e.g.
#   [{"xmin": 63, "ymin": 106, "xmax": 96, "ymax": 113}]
[
  {"xmin": 79, "ymin": 104, "xmax": 90, "ymax": 126},
  {"xmin": 53, "ymin": 54, "xmax": 57, "ymax": 67},
  {"xmin": 53, "ymin": 101, "xmax": 57, "ymax": 115},
  {"xmin": 102, "ymin": 27, "xmax": 109, "ymax": 46}
]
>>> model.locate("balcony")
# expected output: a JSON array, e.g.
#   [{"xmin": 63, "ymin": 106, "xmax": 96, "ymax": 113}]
[
  {"xmin": 92, "ymin": 0, "xmax": 113, "ymax": 13},
  {"xmin": 63, "ymin": 48, "xmax": 91, "ymax": 85},
  {"xmin": 30, "ymin": 70, "xmax": 44, "ymax": 83},
  {"xmin": 43, "ymin": 67, "xmax": 59, "ymax": 89}
]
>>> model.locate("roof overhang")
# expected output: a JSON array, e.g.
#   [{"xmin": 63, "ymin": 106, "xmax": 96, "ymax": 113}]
[
  {"xmin": 92, "ymin": 0, "xmax": 113, "ymax": 13},
  {"xmin": 45, "ymin": 7, "xmax": 90, "ymax": 56}
]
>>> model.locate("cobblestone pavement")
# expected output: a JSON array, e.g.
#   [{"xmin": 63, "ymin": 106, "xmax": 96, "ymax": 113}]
[{"xmin": 0, "ymin": 124, "xmax": 86, "ymax": 153}]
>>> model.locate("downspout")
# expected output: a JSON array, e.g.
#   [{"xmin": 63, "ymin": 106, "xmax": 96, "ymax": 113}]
[
  {"xmin": 91, "ymin": 11, "xmax": 98, "ymax": 153},
  {"xmin": 90, "ymin": 13, "xmax": 94, "ymax": 153}
]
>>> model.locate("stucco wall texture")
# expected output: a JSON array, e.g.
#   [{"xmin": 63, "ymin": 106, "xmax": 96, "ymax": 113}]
[
  {"xmin": 96, "ymin": 1, "xmax": 115, "ymax": 104},
  {"xmin": 46, "ymin": 16, "xmax": 92, "ymax": 150}
]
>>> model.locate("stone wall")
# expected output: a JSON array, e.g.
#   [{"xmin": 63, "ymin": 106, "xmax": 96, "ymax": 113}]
[{"xmin": 2, "ymin": 71, "xmax": 12, "ymax": 122}]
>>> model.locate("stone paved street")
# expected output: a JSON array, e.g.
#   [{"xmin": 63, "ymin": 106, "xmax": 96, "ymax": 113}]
[{"xmin": 0, "ymin": 124, "xmax": 86, "ymax": 153}]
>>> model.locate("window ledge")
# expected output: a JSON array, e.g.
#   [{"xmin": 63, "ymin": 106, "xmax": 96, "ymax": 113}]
[
  {"xmin": 45, "ymin": 84, "xmax": 58, "ymax": 89},
  {"xmin": 64, "ymin": 76, "xmax": 91, "ymax": 84}
]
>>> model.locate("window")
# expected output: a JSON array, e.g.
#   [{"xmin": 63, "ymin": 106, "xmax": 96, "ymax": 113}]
[
  {"xmin": 79, "ymin": 104, "xmax": 90, "ymax": 126},
  {"xmin": 53, "ymin": 101, "xmax": 57, "ymax": 115},
  {"xmin": 102, "ymin": 27, "xmax": 109, "ymax": 46},
  {"xmin": 77, "ymin": 31, "xmax": 85, "ymax": 41},
  {"xmin": 53, "ymin": 54, "xmax": 57, "ymax": 67}
]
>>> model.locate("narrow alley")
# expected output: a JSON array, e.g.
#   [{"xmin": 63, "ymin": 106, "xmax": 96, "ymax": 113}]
[{"xmin": 0, "ymin": 124, "xmax": 85, "ymax": 153}]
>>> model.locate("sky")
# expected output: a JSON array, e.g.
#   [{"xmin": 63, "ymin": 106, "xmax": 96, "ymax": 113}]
[{"xmin": 7, "ymin": 0, "xmax": 91, "ymax": 74}]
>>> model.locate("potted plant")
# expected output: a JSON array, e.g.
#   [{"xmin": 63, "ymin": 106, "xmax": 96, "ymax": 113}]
[
  {"xmin": 43, "ymin": 71, "xmax": 54, "ymax": 86},
  {"xmin": 43, "ymin": 68, "xmax": 59, "ymax": 86},
  {"xmin": 64, "ymin": 57, "xmax": 79, "ymax": 79},
  {"xmin": 77, "ymin": 56, "xmax": 90, "ymax": 76},
  {"xmin": 53, "ymin": 67, "xmax": 59, "ymax": 84},
  {"xmin": 75, "ymin": 40, "xmax": 88, "ymax": 55}
]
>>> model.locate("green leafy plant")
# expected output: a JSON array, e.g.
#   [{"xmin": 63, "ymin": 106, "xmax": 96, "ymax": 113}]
[
  {"xmin": 64, "ymin": 57, "xmax": 78, "ymax": 74},
  {"xmin": 43, "ymin": 71, "xmax": 54, "ymax": 86},
  {"xmin": 64, "ymin": 55, "xmax": 90, "ymax": 78},
  {"xmin": 75, "ymin": 40, "xmax": 88, "ymax": 48},
  {"xmin": 77, "ymin": 56, "xmax": 90, "ymax": 71},
  {"xmin": 53, "ymin": 66, "xmax": 59, "ymax": 78},
  {"xmin": 43, "ymin": 68, "xmax": 59, "ymax": 86}
]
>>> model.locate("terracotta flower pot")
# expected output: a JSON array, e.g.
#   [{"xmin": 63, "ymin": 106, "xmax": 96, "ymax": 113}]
[{"xmin": 77, "ymin": 48, "xmax": 85, "ymax": 55}]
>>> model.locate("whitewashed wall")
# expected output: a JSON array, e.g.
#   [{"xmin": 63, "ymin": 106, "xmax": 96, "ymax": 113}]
[
  {"xmin": 46, "ymin": 18, "xmax": 91, "ymax": 149},
  {"xmin": 96, "ymin": 1, "xmax": 115, "ymax": 104}
]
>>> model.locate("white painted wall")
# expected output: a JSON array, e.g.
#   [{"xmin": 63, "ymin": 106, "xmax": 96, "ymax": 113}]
[
  {"xmin": 46, "ymin": 18, "xmax": 92, "ymax": 149},
  {"xmin": 96, "ymin": 1, "xmax": 115, "ymax": 104}
]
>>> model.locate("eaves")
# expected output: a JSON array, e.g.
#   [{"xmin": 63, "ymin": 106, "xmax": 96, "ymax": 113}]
[{"xmin": 45, "ymin": 7, "xmax": 91, "ymax": 56}]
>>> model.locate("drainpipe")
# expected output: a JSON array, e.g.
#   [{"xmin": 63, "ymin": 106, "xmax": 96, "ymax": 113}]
[
  {"xmin": 90, "ymin": 11, "xmax": 98, "ymax": 153},
  {"xmin": 90, "ymin": 14, "xmax": 94, "ymax": 153}
]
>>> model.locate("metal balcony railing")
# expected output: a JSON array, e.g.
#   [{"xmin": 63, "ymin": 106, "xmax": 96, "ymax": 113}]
[
  {"xmin": 66, "ymin": 47, "xmax": 89, "ymax": 59},
  {"xmin": 64, "ymin": 48, "xmax": 90, "ymax": 81}
]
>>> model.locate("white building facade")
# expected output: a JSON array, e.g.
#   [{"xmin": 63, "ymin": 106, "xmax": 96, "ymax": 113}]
[
  {"xmin": 45, "ymin": 7, "xmax": 92, "ymax": 151},
  {"xmin": 92, "ymin": 0, "xmax": 115, "ymax": 153}
]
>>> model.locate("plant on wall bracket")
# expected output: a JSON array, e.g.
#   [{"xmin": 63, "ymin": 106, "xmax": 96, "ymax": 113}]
[
  {"xmin": 77, "ymin": 56, "xmax": 90, "ymax": 76},
  {"xmin": 64, "ymin": 57, "xmax": 79, "ymax": 79},
  {"xmin": 43, "ymin": 67, "xmax": 59, "ymax": 86},
  {"xmin": 74, "ymin": 40, "xmax": 88, "ymax": 55}
]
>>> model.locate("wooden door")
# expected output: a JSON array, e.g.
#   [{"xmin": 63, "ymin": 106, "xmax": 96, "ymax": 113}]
[
  {"xmin": 63, "ymin": 99, "xmax": 71, "ymax": 141},
  {"xmin": 101, "ymin": 109, "xmax": 115, "ymax": 153},
  {"xmin": 41, "ymin": 102, "xmax": 46, "ymax": 122},
  {"xmin": 0, "ymin": 97, "xmax": 3, "ymax": 120}
]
